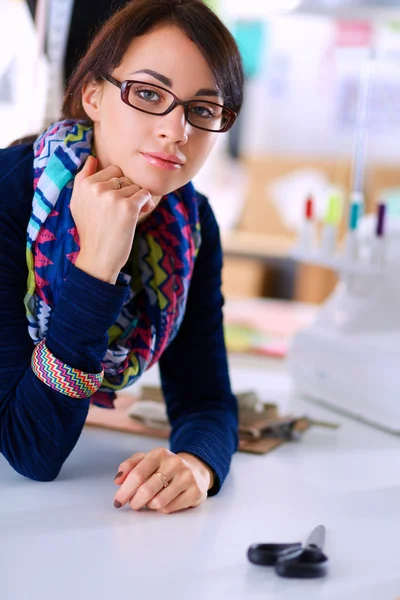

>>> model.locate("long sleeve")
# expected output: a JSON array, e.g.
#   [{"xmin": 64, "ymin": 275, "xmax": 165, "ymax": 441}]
[
  {"xmin": 159, "ymin": 195, "xmax": 238, "ymax": 496},
  {"xmin": 0, "ymin": 145, "xmax": 128, "ymax": 481}
]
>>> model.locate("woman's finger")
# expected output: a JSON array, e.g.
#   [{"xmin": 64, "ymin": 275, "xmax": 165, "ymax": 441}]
[
  {"xmin": 85, "ymin": 177, "xmax": 140, "ymax": 196},
  {"xmin": 76, "ymin": 155, "xmax": 98, "ymax": 180},
  {"xmin": 113, "ymin": 453, "xmax": 162, "ymax": 507},
  {"xmin": 113, "ymin": 452, "xmax": 146, "ymax": 485},
  {"xmin": 145, "ymin": 476, "xmax": 187, "ymax": 511},
  {"xmin": 115, "ymin": 182, "xmax": 144, "ymax": 199},
  {"xmin": 108, "ymin": 176, "xmax": 136, "ymax": 191},
  {"xmin": 83, "ymin": 164, "xmax": 124, "ymax": 183},
  {"xmin": 160, "ymin": 489, "xmax": 204, "ymax": 515},
  {"xmin": 98, "ymin": 178, "xmax": 152, "ymax": 210},
  {"xmin": 113, "ymin": 448, "xmax": 175, "ymax": 508},
  {"xmin": 129, "ymin": 470, "xmax": 181, "ymax": 511}
]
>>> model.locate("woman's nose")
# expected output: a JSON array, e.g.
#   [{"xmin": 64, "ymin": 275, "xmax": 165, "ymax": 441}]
[{"xmin": 155, "ymin": 105, "xmax": 189, "ymax": 145}]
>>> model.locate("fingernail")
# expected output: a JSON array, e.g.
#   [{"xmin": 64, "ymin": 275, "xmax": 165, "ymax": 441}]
[
  {"xmin": 114, "ymin": 471, "xmax": 123, "ymax": 481},
  {"xmin": 141, "ymin": 198, "xmax": 155, "ymax": 214},
  {"xmin": 114, "ymin": 500, "xmax": 122, "ymax": 509}
]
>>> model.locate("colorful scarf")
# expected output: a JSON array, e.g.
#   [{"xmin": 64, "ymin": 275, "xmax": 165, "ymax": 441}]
[{"xmin": 25, "ymin": 120, "xmax": 201, "ymax": 407}]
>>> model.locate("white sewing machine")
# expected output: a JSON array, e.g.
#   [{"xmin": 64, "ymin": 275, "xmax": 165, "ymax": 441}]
[{"xmin": 288, "ymin": 213, "xmax": 400, "ymax": 433}]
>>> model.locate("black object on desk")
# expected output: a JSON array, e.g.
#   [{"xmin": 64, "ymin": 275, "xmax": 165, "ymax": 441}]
[{"xmin": 247, "ymin": 525, "xmax": 328, "ymax": 579}]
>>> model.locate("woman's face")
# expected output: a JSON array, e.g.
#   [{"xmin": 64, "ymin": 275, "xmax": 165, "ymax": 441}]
[{"xmin": 82, "ymin": 25, "xmax": 222, "ymax": 198}]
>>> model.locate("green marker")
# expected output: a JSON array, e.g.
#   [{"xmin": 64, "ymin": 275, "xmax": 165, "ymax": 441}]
[
  {"xmin": 321, "ymin": 192, "xmax": 342, "ymax": 255},
  {"xmin": 325, "ymin": 193, "xmax": 342, "ymax": 226}
]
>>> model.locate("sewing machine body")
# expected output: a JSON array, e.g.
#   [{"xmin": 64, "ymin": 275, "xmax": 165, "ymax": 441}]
[{"xmin": 288, "ymin": 216, "xmax": 400, "ymax": 432}]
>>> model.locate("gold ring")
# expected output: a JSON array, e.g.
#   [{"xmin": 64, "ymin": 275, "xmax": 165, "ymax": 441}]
[
  {"xmin": 111, "ymin": 177, "xmax": 123, "ymax": 190},
  {"xmin": 155, "ymin": 472, "xmax": 169, "ymax": 488}
]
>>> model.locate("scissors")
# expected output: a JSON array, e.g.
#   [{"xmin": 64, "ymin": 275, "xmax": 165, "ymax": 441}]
[{"xmin": 247, "ymin": 525, "xmax": 328, "ymax": 579}]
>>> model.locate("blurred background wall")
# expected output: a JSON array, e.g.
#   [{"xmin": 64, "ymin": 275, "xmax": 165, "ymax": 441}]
[{"xmin": 1, "ymin": 0, "xmax": 400, "ymax": 303}]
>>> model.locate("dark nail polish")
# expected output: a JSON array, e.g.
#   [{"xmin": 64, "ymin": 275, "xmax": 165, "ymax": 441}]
[
  {"xmin": 114, "ymin": 500, "xmax": 122, "ymax": 509},
  {"xmin": 114, "ymin": 471, "xmax": 123, "ymax": 481}
]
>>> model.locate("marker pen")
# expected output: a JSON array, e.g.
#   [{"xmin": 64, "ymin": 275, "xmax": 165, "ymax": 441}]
[
  {"xmin": 320, "ymin": 193, "xmax": 342, "ymax": 256},
  {"xmin": 297, "ymin": 194, "xmax": 316, "ymax": 253},
  {"xmin": 370, "ymin": 202, "xmax": 386, "ymax": 266},
  {"xmin": 344, "ymin": 201, "xmax": 361, "ymax": 260}
]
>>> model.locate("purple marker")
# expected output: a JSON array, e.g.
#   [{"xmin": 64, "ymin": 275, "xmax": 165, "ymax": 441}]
[
  {"xmin": 371, "ymin": 202, "xmax": 386, "ymax": 266},
  {"xmin": 376, "ymin": 202, "xmax": 386, "ymax": 237}
]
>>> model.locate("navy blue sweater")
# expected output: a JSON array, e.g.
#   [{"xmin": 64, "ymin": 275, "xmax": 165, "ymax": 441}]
[{"xmin": 0, "ymin": 144, "xmax": 238, "ymax": 495}]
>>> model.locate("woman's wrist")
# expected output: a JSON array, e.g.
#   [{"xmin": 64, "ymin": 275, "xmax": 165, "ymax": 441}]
[
  {"xmin": 177, "ymin": 452, "xmax": 215, "ymax": 491},
  {"xmin": 75, "ymin": 251, "xmax": 118, "ymax": 284}
]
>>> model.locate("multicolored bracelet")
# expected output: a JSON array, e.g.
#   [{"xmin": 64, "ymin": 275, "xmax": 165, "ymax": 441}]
[{"xmin": 31, "ymin": 339, "xmax": 104, "ymax": 398}]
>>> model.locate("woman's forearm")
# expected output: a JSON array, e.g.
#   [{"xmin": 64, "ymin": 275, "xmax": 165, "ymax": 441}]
[
  {"xmin": 0, "ymin": 372, "xmax": 90, "ymax": 481},
  {"xmin": 0, "ymin": 258, "xmax": 128, "ymax": 480}
]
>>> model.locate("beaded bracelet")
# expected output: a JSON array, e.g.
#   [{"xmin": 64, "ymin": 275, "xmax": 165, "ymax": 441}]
[{"xmin": 31, "ymin": 339, "xmax": 104, "ymax": 398}]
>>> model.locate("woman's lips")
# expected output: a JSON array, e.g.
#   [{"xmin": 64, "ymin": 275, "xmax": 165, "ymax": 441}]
[{"xmin": 141, "ymin": 152, "xmax": 182, "ymax": 171}]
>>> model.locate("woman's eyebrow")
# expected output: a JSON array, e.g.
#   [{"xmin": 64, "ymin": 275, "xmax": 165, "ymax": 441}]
[
  {"xmin": 131, "ymin": 68, "xmax": 172, "ymax": 87},
  {"xmin": 130, "ymin": 68, "xmax": 221, "ymax": 98}
]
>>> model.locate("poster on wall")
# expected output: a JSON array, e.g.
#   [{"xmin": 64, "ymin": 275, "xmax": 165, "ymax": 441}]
[
  {"xmin": 334, "ymin": 20, "xmax": 400, "ymax": 131},
  {"xmin": 232, "ymin": 19, "xmax": 267, "ymax": 79},
  {"xmin": 336, "ymin": 69, "xmax": 400, "ymax": 131}
]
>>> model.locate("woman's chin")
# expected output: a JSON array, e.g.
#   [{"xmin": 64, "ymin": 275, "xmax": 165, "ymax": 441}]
[
  {"xmin": 126, "ymin": 166, "xmax": 188, "ymax": 197},
  {"xmin": 133, "ymin": 181, "xmax": 183, "ymax": 198}
]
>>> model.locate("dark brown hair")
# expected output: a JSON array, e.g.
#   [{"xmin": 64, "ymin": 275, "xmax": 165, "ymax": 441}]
[{"xmin": 62, "ymin": 0, "xmax": 244, "ymax": 120}]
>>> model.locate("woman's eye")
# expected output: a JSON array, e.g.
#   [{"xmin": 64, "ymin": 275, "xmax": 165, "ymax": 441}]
[
  {"xmin": 190, "ymin": 105, "xmax": 214, "ymax": 119},
  {"xmin": 136, "ymin": 89, "xmax": 161, "ymax": 102}
]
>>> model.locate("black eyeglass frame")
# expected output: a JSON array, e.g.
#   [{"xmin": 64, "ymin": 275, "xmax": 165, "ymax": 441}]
[{"xmin": 102, "ymin": 74, "xmax": 237, "ymax": 133}]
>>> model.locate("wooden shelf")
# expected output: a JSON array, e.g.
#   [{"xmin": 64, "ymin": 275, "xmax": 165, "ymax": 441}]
[{"xmin": 221, "ymin": 231, "xmax": 295, "ymax": 261}]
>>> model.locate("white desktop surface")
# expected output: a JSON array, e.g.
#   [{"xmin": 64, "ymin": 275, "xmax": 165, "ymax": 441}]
[{"xmin": 1, "ymin": 353, "xmax": 400, "ymax": 600}]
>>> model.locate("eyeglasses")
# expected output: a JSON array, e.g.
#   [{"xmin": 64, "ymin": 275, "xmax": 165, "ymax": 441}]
[{"xmin": 102, "ymin": 74, "xmax": 237, "ymax": 133}]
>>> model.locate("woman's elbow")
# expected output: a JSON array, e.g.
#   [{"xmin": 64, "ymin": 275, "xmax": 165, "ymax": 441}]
[
  {"xmin": 27, "ymin": 466, "xmax": 61, "ymax": 482},
  {"xmin": 4, "ymin": 455, "xmax": 62, "ymax": 482}
]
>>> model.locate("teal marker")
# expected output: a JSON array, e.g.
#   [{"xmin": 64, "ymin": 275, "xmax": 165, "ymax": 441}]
[
  {"xmin": 349, "ymin": 202, "xmax": 360, "ymax": 230},
  {"xmin": 345, "ymin": 201, "xmax": 361, "ymax": 260}
]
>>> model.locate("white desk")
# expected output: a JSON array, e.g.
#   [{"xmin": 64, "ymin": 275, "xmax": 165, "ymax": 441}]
[{"xmin": 1, "ymin": 353, "xmax": 400, "ymax": 600}]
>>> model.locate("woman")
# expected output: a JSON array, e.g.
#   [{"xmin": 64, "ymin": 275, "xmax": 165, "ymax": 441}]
[{"xmin": 0, "ymin": 0, "xmax": 244, "ymax": 514}]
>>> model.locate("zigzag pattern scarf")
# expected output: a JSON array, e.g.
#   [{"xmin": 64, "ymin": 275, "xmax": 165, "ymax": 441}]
[{"xmin": 25, "ymin": 120, "xmax": 201, "ymax": 407}]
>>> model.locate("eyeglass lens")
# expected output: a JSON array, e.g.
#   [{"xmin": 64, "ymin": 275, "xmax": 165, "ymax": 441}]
[{"xmin": 127, "ymin": 82, "xmax": 229, "ymax": 131}]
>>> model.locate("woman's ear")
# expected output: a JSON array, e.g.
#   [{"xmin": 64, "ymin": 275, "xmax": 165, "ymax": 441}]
[{"xmin": 81, "ymin": 81, "xmax": 103, "ymax": 122}]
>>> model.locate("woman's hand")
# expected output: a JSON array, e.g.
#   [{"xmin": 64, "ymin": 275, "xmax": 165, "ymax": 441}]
[
  {"xmin": 71, "ymin": 156, "xmax": 154, "ymax": 284},
  {"xmin": 113, "ymin": 448, "xmax": 215, "ymax": 514}
]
